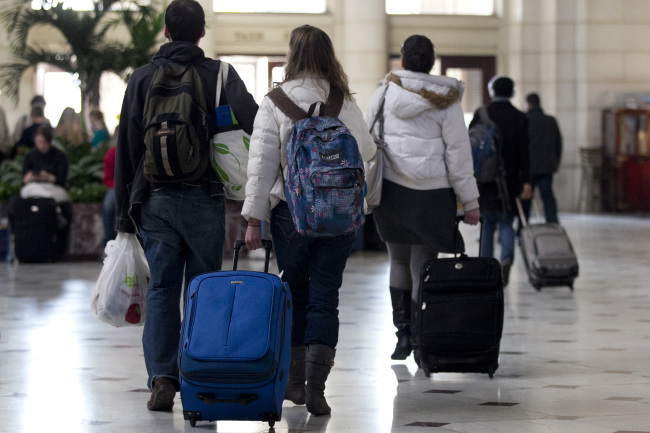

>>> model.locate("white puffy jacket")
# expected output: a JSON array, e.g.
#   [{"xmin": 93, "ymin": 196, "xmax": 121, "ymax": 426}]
[
  {"xmin": 366, "ymin": 70, "xmax": 479, "ymax": 212},
  {"xmin": 242, "ymin": 76, "xmax": 376, "ymax": 222}
]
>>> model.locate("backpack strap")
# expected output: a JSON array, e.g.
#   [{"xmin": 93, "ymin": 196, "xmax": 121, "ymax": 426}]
[
  {"xmin": 267, "ymin": 87, "xmax": 309, "ymax": 123},
  {"xmin": 267, "ymin": 86, "xmax": 345, "ymax": 122},
  {"xmin": 320, "ymin": 87, "xmax": 344, "ymax": 117}
]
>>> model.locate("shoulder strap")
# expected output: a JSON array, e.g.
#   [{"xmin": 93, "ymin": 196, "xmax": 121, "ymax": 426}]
[
  {"xmin": 215, "ymin": 60, "xmax": 229, "ymax": 107},
  {"xmin": 369, "ymin": 84, "xmax": 389, "ymax": 132},
  {"xmin": 268, "ymin": 85, "xmax": 346, "ymax": 123},
  {"xmin": 320, "ymin": 87, "xmax": 344, "ymax": 117},
  {"xmin": 267, "ymin": 87, "xmax": 309, "ymax": 123}
]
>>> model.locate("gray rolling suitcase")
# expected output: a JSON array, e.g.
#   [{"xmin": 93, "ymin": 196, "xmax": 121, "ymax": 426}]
[{"xmin": 516, "ymin": 199, "xmax": 579, "ymax": 291}]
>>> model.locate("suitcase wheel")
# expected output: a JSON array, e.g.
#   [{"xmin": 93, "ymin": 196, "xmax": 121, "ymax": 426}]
[{"xmin": 184, "ymin": 411, "xmax": 202, "ymax": 428}]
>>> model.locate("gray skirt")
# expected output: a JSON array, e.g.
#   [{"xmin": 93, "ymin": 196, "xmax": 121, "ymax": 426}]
[{"xmin": 373, "ymin": 180, "xmax": 464, "ymax": 254}]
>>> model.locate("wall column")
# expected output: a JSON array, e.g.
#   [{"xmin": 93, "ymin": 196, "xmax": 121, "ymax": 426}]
[{"xmin": 331, "ymin": 0, "xmax": 387, "ymax": 110}]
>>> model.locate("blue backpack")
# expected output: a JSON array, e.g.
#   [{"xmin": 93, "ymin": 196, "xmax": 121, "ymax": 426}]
[
  {"xmin": 267, "ymin": 87, "xmax": 365, "ymax": 237},
  {"xmin": 469, "ymin": 106, "xmax": 504, "ymax": 183}
]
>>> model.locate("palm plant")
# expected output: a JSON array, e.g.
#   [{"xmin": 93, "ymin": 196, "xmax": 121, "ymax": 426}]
[{"xmin": 0, "ymin": 0, "xmax": 164, "ymax": 115}]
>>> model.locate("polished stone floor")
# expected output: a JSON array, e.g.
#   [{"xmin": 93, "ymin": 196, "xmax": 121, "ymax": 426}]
[{"xmin": 1, "ymin": 212, "xmax": 650, "ymax": 433}]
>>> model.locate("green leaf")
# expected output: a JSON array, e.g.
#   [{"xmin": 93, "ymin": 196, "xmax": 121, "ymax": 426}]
[
  {"xmin": 243, "ymin": 135, "xmax": 250, "ymax": 151},
  {"xmin": 212, "ymin": 162, "xmax": 230, "ymax": 182},
  {"xmin": 213, "ymin": 142, "xmax": 232, "ymax": 155},
  {"xmin": 232, "ymin": 185, "xmax": 242, "ymax": 191}
]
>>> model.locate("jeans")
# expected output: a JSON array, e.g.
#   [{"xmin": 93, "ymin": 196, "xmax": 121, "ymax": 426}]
[
  {"xmin": 481, "ymin": 210, "xmax": 515, "ymax": 263},
  {"xmin": 522, "ymin": 174, "xmax": 559, "ymax": 224},
  {"xmin": 139, "ymin": 184, "xmax": 225, "ymax": 390},
  {"xmin": 102, "ymin": 188, "xmax": 116, "ymax": 245},
  {"xmin": 270, "ymin": 201, "xmax": 356, "ymax": 349}
]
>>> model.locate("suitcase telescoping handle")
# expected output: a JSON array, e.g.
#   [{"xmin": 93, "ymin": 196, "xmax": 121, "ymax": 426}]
[
  {"xmin": 233, "ymin": 239, "xmax": 273, "ymax": 273},
  {"xmin": 454, "ymin": 216, "xmax": 484, "ymax": 257},
  {"xmin": 515, "ymin": 197, "xmax": 528, "ymax": 228}
]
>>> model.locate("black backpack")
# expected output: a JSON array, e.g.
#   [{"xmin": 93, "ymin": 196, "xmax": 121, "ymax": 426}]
[{"xmin": 142, "ymin": 60, "xmax": 211, "ymax": 183}]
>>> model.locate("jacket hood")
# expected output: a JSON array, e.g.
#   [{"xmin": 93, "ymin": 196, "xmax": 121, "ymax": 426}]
[
  {"xmin": 152, "ymin": 42, "xmax": 206, "ymax": 66},
  {"xmin": 383, "ymin": 70, "xmax": 464, "ymax": 119}
]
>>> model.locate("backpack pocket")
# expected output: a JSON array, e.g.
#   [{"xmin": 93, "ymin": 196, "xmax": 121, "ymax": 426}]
[
  {"xmin": 143, "ymin": 112, "xmax": 204, "ymax": 182},
  {"xmin": 304, "ymin": 168, "xmax": 364, "ymax": 235}
]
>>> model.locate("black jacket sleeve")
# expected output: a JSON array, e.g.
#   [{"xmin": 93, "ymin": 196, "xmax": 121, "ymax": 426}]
[{"xmin": 114, "ymin": 65, "xmax": 155, "ymax": 234}]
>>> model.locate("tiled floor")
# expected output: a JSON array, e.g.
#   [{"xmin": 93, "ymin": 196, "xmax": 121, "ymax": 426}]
[{"xmin": 1, "ymin": 213, "xmax": 650, "ymax": 432}]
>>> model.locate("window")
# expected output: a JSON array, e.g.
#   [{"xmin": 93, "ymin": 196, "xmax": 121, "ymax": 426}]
[
  {"xmin": 214, "ymin": 0, "xmax": 326, "ymax": 13},
  {"xmin": 387, "ymin": 0, "xmax": 493, "ymax": 15},
  {"xmin": 31, "ymin": 0, "xmax": 138, "ymax": 11}
]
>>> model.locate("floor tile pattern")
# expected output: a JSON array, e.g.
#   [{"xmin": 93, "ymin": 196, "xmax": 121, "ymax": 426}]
[{"xmin": 1, "ymin": 213, "xmax": 650, "ymax": 432}]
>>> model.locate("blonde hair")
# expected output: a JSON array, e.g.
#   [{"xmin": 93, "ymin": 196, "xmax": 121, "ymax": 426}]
[
  {"xmin": 283, "ymin": 25, "xmax": 351, "ymax": 100},
  {"xmin": 54, "ymin": 107, "xmax": 85, "ymax": 146}
]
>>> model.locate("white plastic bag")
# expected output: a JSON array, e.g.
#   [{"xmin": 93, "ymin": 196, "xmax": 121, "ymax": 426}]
[{"xmin": 90, "ymin": 232, "xmax": 150, "ymax": 327}]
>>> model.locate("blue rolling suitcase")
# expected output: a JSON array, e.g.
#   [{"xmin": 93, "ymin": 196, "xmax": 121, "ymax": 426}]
[{"xmin": 178, "ymin": 240, "xmax": 292, "ymax": 428}]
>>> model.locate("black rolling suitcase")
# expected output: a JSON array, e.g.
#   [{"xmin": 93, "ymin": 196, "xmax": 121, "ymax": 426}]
[
  {"xmin": 9, "ymin": 196, "xmax": 68, "ymax": 263},
  {"xmin": 415, "ymin": 218, "xmax": 504, "ymax": 378},
  {"xmin": 516, "ymin": 198, "xmax": 579, "ymax": 291}
]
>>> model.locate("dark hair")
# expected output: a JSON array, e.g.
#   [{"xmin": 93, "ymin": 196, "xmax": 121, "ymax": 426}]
[
  {"xmin": 30, "ymin": 95, "xmax": 46, "ymax": 107},
  {"xmin": 489, "ymin": 76, "xmax": 515, "ymax": 98},
  {"xmin": 284, "ymin": 25, "xmax": 351, "ymax": 99},
  {"xmin": 31, "ymin": 106, "xmax": 44, "ymax": 118},
  {"xmin": 526, "ymin": 92, "xmax": 541, "ymax": 107},
  {"xmin": 165, "ymin": 0, "xmax": 205, "ymax": 43},
  {"xmin": 89, "ymin": 110, "xmax": 105, "ymax": 122},
  {"xmin": 401, "ymin": 35, "xmax": 435, "ymax": 73},
  {"xmin": 34, "ymin": 125, "xmax": 53, "ymax": 143}
]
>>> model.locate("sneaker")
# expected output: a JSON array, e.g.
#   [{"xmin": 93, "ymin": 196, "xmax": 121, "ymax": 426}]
[
  {"xmin": 501, "ymin": 260, "xmax": 512, "ymax": 287},
  {"xmin": 147, "ymin": 377, "xmax": 176, "ymax": 411}
]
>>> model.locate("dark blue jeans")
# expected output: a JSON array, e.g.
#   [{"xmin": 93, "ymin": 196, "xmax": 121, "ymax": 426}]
[
  {"xmin": 270, "ymin": 201, "xmax": 356, "ymax": 349},
  {"xmin": 481, "ymin": 210, "xmax": 515, "ymax": 264},
  {"xmin": 522, "ymin": 174, "xmax": 559, "ymax": 223},
  {"xmin": 139, "ymin": 184, "xmax": 225, "ymax": 390}
]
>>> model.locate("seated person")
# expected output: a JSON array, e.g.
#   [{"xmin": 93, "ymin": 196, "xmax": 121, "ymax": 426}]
[
  {"xmin": 23, "ymin": 126, "xmax": 68, "ymax": 188},
  {"xmin": 89, "ymin": 110, "xmax": 109, "ymax": 148},
  {"xmin": 18, "ymin": 125, "xmax": 72, "ymax": 259}
]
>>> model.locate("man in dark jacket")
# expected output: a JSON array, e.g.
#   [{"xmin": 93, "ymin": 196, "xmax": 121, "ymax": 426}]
[
  {"xmin": 470, "ymin": 75, "xmax": 532, "ymax": 285},
  {"xmin": 522, "ymin": 92, "xmax": 562, "ymax": 223},
  {"xmin": 114, "ymin": 0, "xmax": 258, "ymax": 411}
]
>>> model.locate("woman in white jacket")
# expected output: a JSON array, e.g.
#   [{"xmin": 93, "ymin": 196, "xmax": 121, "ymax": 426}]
[
  {"xmin": 243, "ymin": 25, "xmax": 375, "ymax": 416},
  {"xmin": 366, "ymin": 35, "xmax": 480, "ymax": 361}
]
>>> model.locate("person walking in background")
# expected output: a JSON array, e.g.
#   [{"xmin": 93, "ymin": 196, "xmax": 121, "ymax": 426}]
[
  {"xmin": 522, "ymin": 92, "xmax": 562, "ymax": 224},
  {"xmin": 243, "ymin": 25, "xmax": 375, "ymax": 416},
  {"xmin": 366, "ymin": 35, "xmax": 480, "ymax": 362},
  {"xmin": 470, "ymin": 75, "xmax": 531, "ymax": 286},
  {"xmin": 114, "ymin": 0, "xmax": 258, "ymax": 412},
  {"xmin": 89, "ymin": 110, "xmax": 109, "ymax": 148},
  {"xmin": 54, "ymin": 107, "xmax": 86, "ymax": 147}
]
